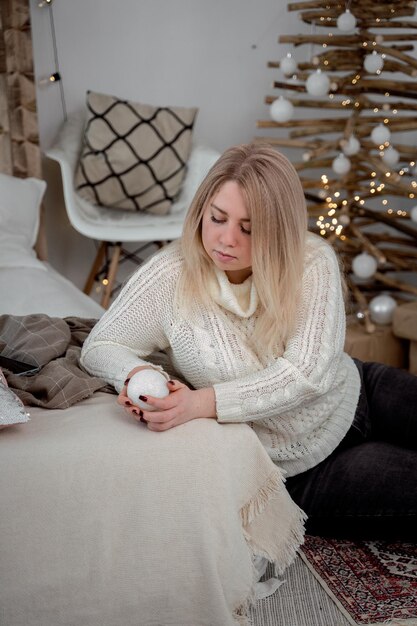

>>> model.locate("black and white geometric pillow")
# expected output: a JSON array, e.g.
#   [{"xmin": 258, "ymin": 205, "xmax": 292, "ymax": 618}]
[{"xmin": 75, "ymin": 91, "xmax": 198, "ymax": 215}]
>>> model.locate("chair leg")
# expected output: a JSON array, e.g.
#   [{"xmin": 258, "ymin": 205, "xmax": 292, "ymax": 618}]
[
  {"xmin": 101, "ymin": 243, "xmax": 122, "ymax": 309},
  {"xmin": 84, "ymin": 242, "xmax": 106, "ymax": 295}
]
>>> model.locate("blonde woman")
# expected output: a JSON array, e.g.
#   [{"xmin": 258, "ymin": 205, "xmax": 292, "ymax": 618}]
[{"xmin": 81, "ymin": 143, "xmax": 417, "ymax": 540}]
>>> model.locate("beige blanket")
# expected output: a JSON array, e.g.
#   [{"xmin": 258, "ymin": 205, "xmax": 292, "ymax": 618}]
[
  {"xmin": 0, "ymin": 314, "xmax": 109, "ymax": 408},
  {"xmin": 0, "ymin": 392, "xmax": 306, "ymax": 626}
]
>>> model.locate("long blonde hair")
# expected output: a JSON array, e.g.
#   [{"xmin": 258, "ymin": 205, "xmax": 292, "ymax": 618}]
[{"xmin": 177, "ymin": 143, "xmax": 308, "ymax": 355}]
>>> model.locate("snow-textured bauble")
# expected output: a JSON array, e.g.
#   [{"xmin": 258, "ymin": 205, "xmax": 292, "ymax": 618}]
[
  {"xmin": 369, "ymin": 294, "xmax": 397, "ymax": 325},
  {"xmin": 352, "ymin": 252, "xmax": 378, "ymax": 279},
  {"xmin": 371, "ymin": 124, "xmax": 391, "ymax": 146},
  {"xmin": 342, "ymin": 135, "xmax": 360, "ymax": 156},
  {"xmin": 363, "ymin": 51, "xmax": 384, "ymax": 74},
  {"xmin": 280, "ymin": 53, "xmax": 297, "ymax": 76},
  {"xmin": 332, "ymin": 153, "xmax": 351, "ymax": 175},
  {"xmin": 127, "ymin": 369, "xmax": 169, "ymax": 411},
  {"xmin": 382, "ymin": 146, "xmax": 400, "ymax": 167},
  {"xmin": 270, "ymin": 96, "xmax": 294, "ymax": 123},
  {"xmin": 337, "ymin": 9, "xmax": 357, "ymax": 32},
  {"xmin": 306, "ymin": 69, "xmax": 330, "ymax": 97}
]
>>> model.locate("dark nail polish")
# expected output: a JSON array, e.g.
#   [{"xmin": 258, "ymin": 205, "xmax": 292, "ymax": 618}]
[
  {"xmin": 140, "ymin": 417, "xmax": 146, "ymax": 423},
  {"xmin": 168, "ymin": 380, "xmax": 174, "ymax": 385},
  {"xmin": 139, "ymin": 410, "xmax": 143, "ymax": 418},
  {"xmin": 124, "ymin": 378, "xmax": 131, "ymax": 386},
  {"xmin": 139, "ymin": 395, "xmax": 148, "ymax": 402},
  {"xmin": 124, "ymin": 400, "xmax": 132, "ymax": 406}
]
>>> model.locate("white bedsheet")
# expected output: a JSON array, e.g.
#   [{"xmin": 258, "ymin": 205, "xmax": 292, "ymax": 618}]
[
  {"xmin": 0, "ymin": 392, "xmax": 305, "ymax": 626},
  {"xmin": 0, "ymin": 262, "xmax": 103, "ymax": 318}
]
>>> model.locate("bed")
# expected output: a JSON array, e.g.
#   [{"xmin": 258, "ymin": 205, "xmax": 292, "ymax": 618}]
[{"xmin": 0, "ymin": 173, "xmax": 305, "ymax": 626}]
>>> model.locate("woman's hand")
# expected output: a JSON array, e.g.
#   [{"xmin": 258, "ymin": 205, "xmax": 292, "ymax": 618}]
[{"xmin": 126, "ymin": 378, "xmax": 217, "ymax": 431}]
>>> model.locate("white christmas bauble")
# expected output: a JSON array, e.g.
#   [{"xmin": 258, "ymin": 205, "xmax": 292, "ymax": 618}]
[
  {"xmin": 127, "ymin": 369, "xmax": 169, "ymax": 411},
  {"xmin": 332, "ymin": 153, "xmax": 351, "ymax": 175},
  {"xmin": 410, "ymin": 205, "xmax": 417, "ymax": 222},
  {"xmin": 270, "ymin": 96, "xmax": 294, "ymax": 123},
  {"xmin": 306, "ymin": 69, "xmax": 330, "ymax": 97},
  {"xmin": 280, "ymin": 53, "xmax": 297, "ymax": 76},
  {"xmin": 337, "ymin": 10, "xmax": 357, "ymax": 32},
  {"xmin": 338, "ymin": 214, "xmax": 351, "ymax": 226},
  {"xmin": 371, "ymin": 124, "xmax": 391, "ymax": 145},
  {"xmin": 363, "ymin": 51, "xmax": 384, "ymax": 74},
  {"xmin": 369, "ymin": 294, "xmax": 397, "ymax": 325},
  {"xmin": 342, "ymin": 135, "xmax": 361, "ymax": 156},
  {"xmin": 382, "ymin": 146, "xmax": 400, "ymax": 167},
  {"xmin": 352, "ymin": 252, "xmax": 378, "ymax": 279}
]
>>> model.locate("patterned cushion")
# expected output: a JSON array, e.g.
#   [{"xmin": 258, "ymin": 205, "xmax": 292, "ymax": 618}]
[
  {"xmin": 75, "ymin": 91, "xmax": 198, "ymax": 214},
  {"xmin": 0, "ymin": 369, "xmax": 29, "ymax": 429}
]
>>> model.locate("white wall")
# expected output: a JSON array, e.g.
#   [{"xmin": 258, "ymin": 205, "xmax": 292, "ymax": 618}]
[{"xmin": 30, "ymin": 0, "xmax": 301, "ymax": 290}]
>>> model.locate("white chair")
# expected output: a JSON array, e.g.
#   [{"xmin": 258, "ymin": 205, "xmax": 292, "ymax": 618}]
[{"xmin": 46, "ymin": 112, "xmax": 220, "ymax": 308}]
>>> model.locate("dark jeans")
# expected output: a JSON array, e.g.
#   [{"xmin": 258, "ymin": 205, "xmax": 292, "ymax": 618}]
[{"xmin": 286, "ymin": 360, "xmax": 417, "ymax": 541}]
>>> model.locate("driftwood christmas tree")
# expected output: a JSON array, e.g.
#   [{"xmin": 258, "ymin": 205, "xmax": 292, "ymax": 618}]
[{"xmin": 257, "ymin": 0, "xmax": 417, "ymax": 332}]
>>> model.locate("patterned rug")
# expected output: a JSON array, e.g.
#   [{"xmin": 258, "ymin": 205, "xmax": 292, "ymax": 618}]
[{"xmin": 300, "ymin": 535, "xmax": 417, "ymax": 626}]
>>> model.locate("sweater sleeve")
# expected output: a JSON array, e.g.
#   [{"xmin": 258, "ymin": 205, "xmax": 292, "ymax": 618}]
[
  {"xmin": 214, "ymin": 241, "xmax": 347, "ymax": 423},
  {"xmin": 80, "ymin": 247, "xmax": 180, "ymax": 392}
]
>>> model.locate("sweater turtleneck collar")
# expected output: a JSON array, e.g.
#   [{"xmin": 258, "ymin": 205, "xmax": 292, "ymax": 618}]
[{"xmin": 209, "ymin": 268, "xmax": 258, "ymax": 318}]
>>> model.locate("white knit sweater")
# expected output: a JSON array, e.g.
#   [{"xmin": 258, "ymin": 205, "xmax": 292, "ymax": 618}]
[{"xmin": 81, "ymin": 232, "xmax": 361, "ymax": 477}]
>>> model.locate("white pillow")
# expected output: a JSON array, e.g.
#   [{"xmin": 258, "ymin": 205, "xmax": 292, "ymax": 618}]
[{"xmin": 0, "ymin": 173, "xmax": 47, "ymax": 270}]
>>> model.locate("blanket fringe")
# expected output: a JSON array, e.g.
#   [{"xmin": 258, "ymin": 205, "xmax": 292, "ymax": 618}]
[
  {"xmin": 240, "ymin": 470, "xmax": 284, "ymax": 528},
  {"xmin": 240, "ymin": 468, "xmax": 307, "ymax": 576}
]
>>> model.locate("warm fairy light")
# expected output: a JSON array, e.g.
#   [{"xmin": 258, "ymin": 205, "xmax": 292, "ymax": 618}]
[
  {"xmin": 371, "ymin": 172, "xmax": 376, "ymax": 177},
  {"xmin": 374, "ymin": 108, "xmax": 379, "ymax": 113},
  {"xmin": 342, "ymin": 200, "xmax": 347, "ymax": 206},
  {"xmin": 370, "ymin": 181, "xmax": 376, "ymax": 187},
  {"xmin": 385, "ymin": 92, "xmax": 390, "ymax": 97},
  {"xmin": 393, "ymin": 109, "xmax": 397, "ymax": 114},
  {"xmin": 412, "ymin": 181, "xmax": 417, "ymax": 188},
  {"xmin": 334, "ymin": 192, "xmax": 340, "ymax": 197},
  {"xmin": 355, "ymin": 102, "xmax": 360, "ymax": 107},
  {"xmin": 102, "ymin": 278, "xmax": 109, "ymax": 286},
  {"xmin": 340, "ymin": 235, "xmax": 346, "ymax": 241},
  {"xmin": 386, "ymin": 172, "xmax": 391, "ymax": 177},
  {"xmin": 320, "ymin": 229, "xmax": 326, "ymax": 236},
  {"xmin": 336, "ymin": 225, "xmax": 343, "ymax": 235},
  {"xmin": 332, "ymin": 218, "xmax": 338, "ymax": 225},
  {"xmin": 328, "ymin": 208, "xmax": 336, "ymax": 215},
  {"xmin": 384, "ymin": 118, "xmax": 389, "ymax": 124},
  {"xmin": 321, "ymin": 175, "xmax": 328, "ymax": 183},
  {"xmin": 382, "ymin": 199, "xmax": 388, "ymax": 205},
  {"xmin": 388, "ymin": 208, "xmax": 393, "ymax": 214},
  {"xmin": 354, "ymin": 195, "xmax": 360, "ymax": 201},
  {"xmin": 409, "ymin": 193, "xmax": 415, "ymax": 198},
  {"xmin": 399, "ymin": 170, "xmax": 405, "ymax": 175},
  {"xmin": 359, "ymin": 200, "xmax": 365, "ymax": 205},
  {"xmin": 410, "ymin": 161, "xmax": 415, "ymax": 167},
  {"xmin": 326, "ymin": 196, "xmax": 332, "ymax": 203},
  {"xmin": 370, "ymin": 189, "xmax": 376, "ymax": 194}
]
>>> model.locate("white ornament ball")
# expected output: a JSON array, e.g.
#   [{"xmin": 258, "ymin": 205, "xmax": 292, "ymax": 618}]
[
  {"xmin": 337, "ymin": 10, "xmax": 357, "ymax": 32},
  {"xmin": 127, "ymin": 369, "xmax": 169, "ymax": 411},
  {"xmin": 280, "ymin": 53, "xmax": 297, "ymax": 76},
  {"xmin": 371, "ymin": 124, "xmax": 391, "ymax": 146},
  {"xmin": 369, "ymin": 294, "xmax": 397, "ymax": 325},
  {"xmin": 352, "ymin": 252, "xmax": 378, "ymax": 279},
  {"xmin": 410, "ymin": 205, "xmax": 417, "ymax": 222},
  {"xmin": 338, "ymin": 214, "xmax": 351, "ymax": 226},
  {"xmin": 363, "ymin": 51, "xmax": 384, "ymax": 74},
  {"xmin": 306, "ymin": 69, "xmax": 330, "ymax": 97},
  {"xmin": 270, "ymin": 96, "xmax": 294, "ymax": 123},
  {"xmin": 382, "ymin": 146, "xmax": 400, "ymax": 167},
  {"xmin": 342, "ymin": 135, "xmax": 361, "ymax": 156},
  {"xmin": 332, "ymin": 153, "xmax": 351, "ymax": 175}
]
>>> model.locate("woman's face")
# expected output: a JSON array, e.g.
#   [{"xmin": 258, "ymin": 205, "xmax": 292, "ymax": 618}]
[{"xmin": 201, "ymin": 180, "xmax": 252, "ymax": 284}]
